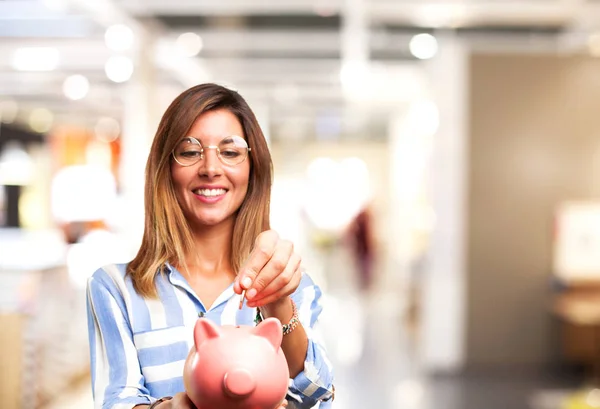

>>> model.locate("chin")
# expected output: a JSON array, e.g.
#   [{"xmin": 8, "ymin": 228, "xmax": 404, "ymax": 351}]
[{"xmin": 194, "ymin": 213, "xmax": 235, "ymax": 228}]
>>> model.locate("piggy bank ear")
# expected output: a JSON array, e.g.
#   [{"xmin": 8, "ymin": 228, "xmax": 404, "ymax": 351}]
[
  {"xmin": 194, "ymin": 318, "xmax": 221, "ymax": 349},
  {"xmin": 252, "ymin": 317, "xmax": 283, "ymax": 350}
]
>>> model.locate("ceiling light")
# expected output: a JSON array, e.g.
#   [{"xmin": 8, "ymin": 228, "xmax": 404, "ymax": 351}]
[
  {"xmin": 409, "ymin": 33, "xmax": 438, "ymax": 60},
  {"xmin": 105, "ymin": 24, "xmax": 134, "ymax": 52},
  {"xmin": 176, "ymin": 32, "xmax": 203, "ymax": 57},
  {"xmin": 63, "ymin": 74, "xmax": 90, "ymax": 101},
  {"xmin": 51, "ymin": 165, "xmax": 117, "ymax": 223},
  {"xmin": 94, "ymin": 117, "xmax": 121, "ymax": 142},
  {"xmin": 105, "ymin": 55, "xmax": 134, "ymax": 83},
  {"xmin": 0, "ymin": 141, "xmax": 34, "ymax": 186},
  {"xmin": 11, "ymin": 47, "xmax": 59, "ymax": 71},
  {"xmin": 28, "ymin": 108, "xmax": 54, "ymax": 133}
]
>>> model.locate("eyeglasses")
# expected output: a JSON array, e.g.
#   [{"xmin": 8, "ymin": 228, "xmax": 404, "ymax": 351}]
[{"xmin": 172, "ymin": 135, "xmax": 251, "ymax": 167}]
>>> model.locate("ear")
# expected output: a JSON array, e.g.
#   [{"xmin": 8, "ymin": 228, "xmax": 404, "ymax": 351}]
[
  {"xmin": 194, "ymin": 318, "xmax": 221, "ymax": 349},
  {"xmin": 252, "ymin": 317, "xmax": 283, "ymax": 350}
]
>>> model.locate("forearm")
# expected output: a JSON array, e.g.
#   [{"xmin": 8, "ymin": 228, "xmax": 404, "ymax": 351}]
[{"xmin": 260, "ymin": 296, "xmax": 308, "ymax": 378}]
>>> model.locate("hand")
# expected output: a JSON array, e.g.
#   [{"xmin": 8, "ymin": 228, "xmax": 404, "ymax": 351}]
[
  {"xmin": 157, "ymin": 393, "xmax": 196, "ymax": 408},
  {"xmin": 153, "ymin": 395, "xmax": 286, "ymax": 409},
  {"xmin": 234, "ymin": 230, "xmax": 302, "ymax": 308}
]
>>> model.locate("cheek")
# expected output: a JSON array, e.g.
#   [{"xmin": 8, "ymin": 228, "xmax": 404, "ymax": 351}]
[
  {"xmin": 235, "ymin": 167, "xmax": 250, "ymax": 194},
  {"xmin": 170, "ymin": 167, "xmax": 190, "ymax": 200},
  {"xmin": 170, "ymin": 164, "xmax": 180, "ymax": 187},
  {"xmin": 228, "ymin": 168, "xmax": 250, "ymax": 207},
  {"xmin": 170, "ymin": 175, "xmax": 181, "ymax": 194}
]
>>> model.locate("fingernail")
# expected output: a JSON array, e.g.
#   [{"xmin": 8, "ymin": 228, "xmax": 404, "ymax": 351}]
[
  {"xmin": 242, "ymin": 277, "xmax": 252, "ymax": 289},
  {"xmin": 246, "ymin": 288, "xmax": 257, "ymax": 300}
]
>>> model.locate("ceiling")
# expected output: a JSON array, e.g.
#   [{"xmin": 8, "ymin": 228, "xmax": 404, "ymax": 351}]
[{"xmin": 0, "ymin": 0, "xmax": 599, "ymax": 142}]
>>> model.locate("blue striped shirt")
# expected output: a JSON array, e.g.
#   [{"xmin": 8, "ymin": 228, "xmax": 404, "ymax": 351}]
[{"xmin": 86, "ymin": 263, "xmax": 334, "ymax": 409}]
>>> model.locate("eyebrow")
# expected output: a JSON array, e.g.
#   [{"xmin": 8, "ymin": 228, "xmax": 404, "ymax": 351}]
[
  {"xmin": 181, "ymin": 135, "xmax": 244, "ymax": 145},
  {"xmin": 180, "ymin": 136, "xmax": 200, "ymax": 143}
]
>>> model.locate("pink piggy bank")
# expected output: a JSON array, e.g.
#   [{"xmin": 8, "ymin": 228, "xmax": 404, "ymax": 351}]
[{"xmin": 183, "ymin": 317, "xmax": 290, "ymax": 409}]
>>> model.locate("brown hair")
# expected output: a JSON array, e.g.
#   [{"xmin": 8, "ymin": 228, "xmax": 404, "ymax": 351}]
[{"xmin": 127, "ymin": 83, "xmax": 272, "ymax": 298}]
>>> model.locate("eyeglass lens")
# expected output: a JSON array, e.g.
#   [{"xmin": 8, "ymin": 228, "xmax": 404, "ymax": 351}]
[{"xmin": 173, "ymin": 135, "xmax": 249, "ymax": 166}]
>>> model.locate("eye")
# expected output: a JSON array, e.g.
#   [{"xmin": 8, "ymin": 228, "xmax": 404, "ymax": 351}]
[
  {"xmin": 179, "ymin": 150, "xmax": 202, "ymax": 158},
  {"xmin": 220, "ymin": 149, "xmax": 242, "ymax": 158},
  {"xmin": 174, "ymin": 137, "xmax": 202, "ymax": 159}
]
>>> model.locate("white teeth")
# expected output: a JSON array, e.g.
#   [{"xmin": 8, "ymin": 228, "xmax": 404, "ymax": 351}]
[{"xmin": 195, "ymin": 188, "xmax": 226, "ymax": 197}]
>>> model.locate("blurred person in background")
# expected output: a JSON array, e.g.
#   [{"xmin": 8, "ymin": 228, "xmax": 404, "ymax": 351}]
[
  {"xmin": 345, "ymin": 205, "xmax": 376, "ymax": 292},
  {"xmin": 85, "ymin": 84, "xmax": 334, "ymax": 409}
]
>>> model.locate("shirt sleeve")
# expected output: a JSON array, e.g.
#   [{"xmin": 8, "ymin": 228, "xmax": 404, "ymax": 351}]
[
  {"xmin": 86, "ymin": 269, "xmax": 156, "ymax": 409},
  {"xmin": 287, "ymin": 273, "xmax": 335, "ymax": 408}
]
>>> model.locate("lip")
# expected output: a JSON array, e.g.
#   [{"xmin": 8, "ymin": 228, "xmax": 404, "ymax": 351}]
[{"xmin": 193, "ymin": 185, "xmax": 228, "ymax": 191}]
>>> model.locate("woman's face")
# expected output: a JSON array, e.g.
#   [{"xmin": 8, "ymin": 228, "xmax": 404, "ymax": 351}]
[{"xmin": 171, "ymin": 109, "xmax": 250, "ymax": 230}]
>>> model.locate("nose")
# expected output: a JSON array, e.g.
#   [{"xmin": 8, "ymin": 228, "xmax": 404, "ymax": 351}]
[
  {"xmin": 223, "ymin": 368, "xmax": 256, "ymax": 398},
  {"xmin": 198, "ymin": 147, "xmax": 222, "ymax": 178}
]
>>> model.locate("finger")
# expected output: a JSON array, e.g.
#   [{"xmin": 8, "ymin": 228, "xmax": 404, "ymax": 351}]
[
  {"xmin": 245, "ymin": 240, "xmax": 294, "ymax": 301},
  {"xmin": 247, "ymin": 253, "xmax": 300, "ymax": 305},
  {"xmin": 234, "ymin": 230, "xmax": 279, "ymax": 294},
  {"xmin": 171, "ymin": 392, "xmax": 195, "ymax": 409},
  {"xmin": 248, "ymin": 265, "xmax": 302, "ymax": 307},
  {"xmin": 248, "ymin": 274, "xmax": 300, "ymax": 307}
]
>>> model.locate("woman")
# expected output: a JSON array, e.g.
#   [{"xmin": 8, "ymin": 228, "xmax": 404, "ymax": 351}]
[{"xmin": 86, "ymin": 84, "xmax": 334, "ymax": 409}]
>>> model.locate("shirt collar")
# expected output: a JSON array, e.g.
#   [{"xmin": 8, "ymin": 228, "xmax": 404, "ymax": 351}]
[{"xmin": 163, "ymin": 261, "xmax": 237, "ymax": 311}]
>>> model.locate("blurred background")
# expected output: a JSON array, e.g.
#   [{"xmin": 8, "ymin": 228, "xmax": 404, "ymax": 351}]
[{"xmin": 5, "ymin": 0, "xmax": 600, "ymax": 408}]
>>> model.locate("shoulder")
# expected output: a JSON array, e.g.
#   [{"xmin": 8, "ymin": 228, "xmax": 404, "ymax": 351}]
[
  {"xmin": 87, "ymin": 263, "xmax": 131, "ymax": 295},
  {"xmin": 86, "ymin": 263, "xmax": 141, "ymax": 323}
]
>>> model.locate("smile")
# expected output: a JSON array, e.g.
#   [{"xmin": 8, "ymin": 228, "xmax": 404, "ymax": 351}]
[{"xmin": 193, "ymin": 188, "xmax": 227, "ymax": 197}]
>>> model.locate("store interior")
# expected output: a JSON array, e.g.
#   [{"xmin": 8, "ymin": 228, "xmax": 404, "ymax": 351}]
[{"xmin": 4, "ymin": 1, "xmax": 600, "ymax": 408}]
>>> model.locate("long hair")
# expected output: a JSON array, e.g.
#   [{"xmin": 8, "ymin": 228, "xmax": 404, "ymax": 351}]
[{"xmin": 127, "ymin": 83, "xmax": 272, "ymax": 298}]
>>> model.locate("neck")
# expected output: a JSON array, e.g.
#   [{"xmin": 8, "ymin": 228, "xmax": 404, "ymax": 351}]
[{"xmin": 181, "ymin": 218, "xmax": 235, "ymax": 278}]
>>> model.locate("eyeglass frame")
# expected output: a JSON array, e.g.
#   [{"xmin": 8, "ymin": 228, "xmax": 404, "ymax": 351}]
[{"xmin": 171, "ymin": 135, "xmax": 252, "ymax": 167}]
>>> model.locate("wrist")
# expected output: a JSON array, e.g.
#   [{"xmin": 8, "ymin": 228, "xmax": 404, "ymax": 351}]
[
  {"xmin": 257, "ymin": 297, "xmax": 300, "ymax": 336},
  {"xmin": 259, "ymin": 296, "xmax": 291, "ymax": 318}
]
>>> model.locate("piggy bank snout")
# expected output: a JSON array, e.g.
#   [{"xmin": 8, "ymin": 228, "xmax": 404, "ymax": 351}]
[{"xmin": 223, "ymin": 368, "xmax": 256, "ymax": 398}]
